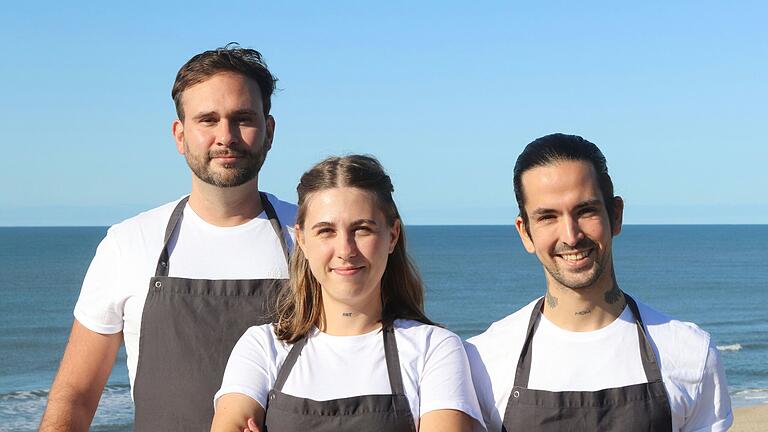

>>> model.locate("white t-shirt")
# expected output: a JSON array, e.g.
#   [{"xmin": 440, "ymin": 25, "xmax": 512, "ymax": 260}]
[
  {"xmin": 73, "ymin": 193, "xmax": 296, "ymax": 393},
  {"xmin": 216, "ymin": 320, "xmax": 486, "ymax": 430},
  {"xmin": 465, "ymin": 298, "xmax": 733, "ymax": 432}
]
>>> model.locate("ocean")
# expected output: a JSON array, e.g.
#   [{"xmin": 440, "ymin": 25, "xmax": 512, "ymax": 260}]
[{"xmin": 1, "ymin": 225, "xmax": 766, "ymax": 431}]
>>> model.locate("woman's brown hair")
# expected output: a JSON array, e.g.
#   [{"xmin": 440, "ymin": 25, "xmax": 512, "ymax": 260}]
[{"xmin": 274, "ymin": 155, "xmax": 434, "ymax": 343}]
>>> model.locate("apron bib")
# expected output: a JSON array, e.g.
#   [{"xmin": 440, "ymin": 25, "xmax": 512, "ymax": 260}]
[
  {"xmin": 502, "ymin": 295, "xmax": 673, "ymax": 432},
  {"xmin": 133, "ymin": 193, "xmax": 289, "ymax": 431},
  {"xmin": 264, "ymin": 324, "xmax": 417, "ymax": 432}
]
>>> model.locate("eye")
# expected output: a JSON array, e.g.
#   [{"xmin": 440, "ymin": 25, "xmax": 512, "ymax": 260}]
[
  {"xmin": 578, "ymin": 207, "xmax": 598, "ymax": 216},
  {"xmin": 537, "ymin": 214, "xmax": 555, "ymax": 223},
  {"xmin": 234, "ymin": 115, "xmax": 258, "ymax": 125},
  {"xmin": 315, "ymin": 227, "xmax": 335, "ymax": 237},
  {"xmin": 354, "ymin": 226, "xmax": 374, "ymax": 235},
  {"xmin": 199, "ymin": 116, "xmax": 217, "ymax": 125}
]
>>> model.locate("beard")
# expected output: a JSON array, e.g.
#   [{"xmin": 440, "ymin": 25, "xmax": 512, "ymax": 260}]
[
  {"xmin": 543, "ymin": 238, "xmax": 608, "ymax": 290},
  {"xmin": 183, "ymin": 141, "xmax": 267, "ymax": 188}
]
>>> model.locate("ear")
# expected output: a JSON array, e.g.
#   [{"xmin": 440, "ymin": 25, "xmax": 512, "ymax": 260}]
[
  {"xmin": 264, "ymin": 115, "xmax": 276, "ymax": 152},
  {"xmin": 294, "ymin": 224, "xmax": 306, "ymax": 253},
  {"xmin": 388, "ymin": 219, "xmax": 401, "ymax": 254},
  {"xmin": 172, "ymin": 119, "xmax": 185, "ymax": 155},
  {"xmin": 611, "ymin": 196, "xmax": 624, "ymax": 236},
  {"xmin": 515, "ymin": 216, "xmax": 536, "ymax": 254}
]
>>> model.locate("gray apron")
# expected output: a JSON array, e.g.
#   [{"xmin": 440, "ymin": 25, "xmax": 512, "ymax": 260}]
[
  {"xmin": 264, "ymin": 324, "xmax": 417, "ymax": 432},
  {"xmin": 502, "ymin": 295, "xmax": 673, "ymax": 432},
  {"xmin": 132, "ymin": 193, "xmax": 289, "ymax": 431}
]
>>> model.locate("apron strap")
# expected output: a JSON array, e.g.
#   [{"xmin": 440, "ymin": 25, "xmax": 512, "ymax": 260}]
[
  {"xmin": 624, "ymin": 294, "xmax": 664, "ymax": 383},
  {"xmin": 383, "ymin": 324, "xmax": 406, "ymax": 395},
  {"xmin": 272, "ymin": 323, "xmax": 407, "ymax": 395},
  {"xmin": 155, "ymin": 196, "xmax": 189, "ymax": 277},
  {"xmin": 153, "ymin": 193, "xmax": 290, "ymax": 277},
  {"xmin": 273, "ymin": 335, "xmax": 309, "ymax": 392},
  {"xmin": 513, "ymin": 297, "xmax": 544, "ymax": 388},
  {"xmin": 260, "ymin": 192, "xmax": 290, "ymax": 264}
]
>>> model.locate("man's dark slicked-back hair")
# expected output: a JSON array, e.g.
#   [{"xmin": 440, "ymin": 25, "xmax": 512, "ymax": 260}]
[
  {"xmin": 171, "ymin": 43, "xmax": 277, "ymax": 121},
  {"xmin": 513, "ymin": 133, "xmax": 617, "ymax": 231}
]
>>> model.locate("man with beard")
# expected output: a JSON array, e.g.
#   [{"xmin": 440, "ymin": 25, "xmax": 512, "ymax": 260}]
[
  {"xmin": 465, "ymin": 134, "xmax": 733, "ymax": 432},
  {"xmin": 40, "ymin": 45, "xmax": 296, "ymax": 431}
]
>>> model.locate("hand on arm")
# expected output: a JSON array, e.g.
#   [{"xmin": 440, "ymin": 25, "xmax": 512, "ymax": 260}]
[
  {"xmin": 39, "ymin": 320, "xmax": 122, "ymax": 432},
  {"xmin": 210, "ymin": 393, "xmax": 265, "ymax": 432}
]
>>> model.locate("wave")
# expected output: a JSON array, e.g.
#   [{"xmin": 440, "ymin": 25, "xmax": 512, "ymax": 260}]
[
  {"xmin": 0, "ymin": 383, "xmax": 130, "ymax": 400},
  {"xmin": 717, "ymin": 343, "xmax": 743, "ymax": 352},
  {"xmin": 0, "ymin": 384, "xmax": 133, "ymax": 431},
  {"xmin": 731, "ymin": 388, "xmax": 768, "ymax": 407}
]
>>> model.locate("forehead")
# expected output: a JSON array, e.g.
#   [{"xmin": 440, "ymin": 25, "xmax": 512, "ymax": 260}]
[
  {"xmin": 304, "ymin": 187, "xmax": 383, "ymax": 222},
  {"xmin": 180, "ymin": 72, "xmax": 263, "ymax": 111},
  {"xmin": 520, "ymin": 160, "xmax": 603, "ymax": 209}
]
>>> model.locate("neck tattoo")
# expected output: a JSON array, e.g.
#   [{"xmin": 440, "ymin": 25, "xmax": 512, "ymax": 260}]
[
  {"xmin": 545, "ymin": 290, "xmax": 559, "ymax": 309},
  {"xmin": 342, "ymin": 312, "xmax": 353, "ymax": 317},
  {"xmin": 604, "ymin": 281, "xmax": 624, "ymax": 305}
]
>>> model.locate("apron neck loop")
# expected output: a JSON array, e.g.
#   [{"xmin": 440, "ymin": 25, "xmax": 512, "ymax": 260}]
[
  {"xmin": 513, "ymin": 294, "xmax": 664, "ymax": 388},
  {"xmin": 153, "ymin": 193, "xmax": 290, "ymax": 278},
  {"xmin": 272, "ymin": 323, "xmax": 406, "ymax": 395}
]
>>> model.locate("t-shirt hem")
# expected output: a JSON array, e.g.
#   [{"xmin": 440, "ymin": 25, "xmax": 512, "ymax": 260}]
[
  {"xmin": 420, "ymin": 400, "xmax": 484, "ymax": 424},
  {"xmin": 689, "ymin": 413, "xmax": 734, "ymax": 432},
  {"xmin": 73, "ymin": 310, "xmax": 123, "ymax": 334},
  {"xmin": 213, "ymin": 386, "xmax": 264, "ymax": 411}
]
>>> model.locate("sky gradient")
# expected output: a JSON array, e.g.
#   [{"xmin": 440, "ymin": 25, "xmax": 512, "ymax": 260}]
[{"xmin": 2, "ymin": 1, "xmax": 766, "ymax": 225}]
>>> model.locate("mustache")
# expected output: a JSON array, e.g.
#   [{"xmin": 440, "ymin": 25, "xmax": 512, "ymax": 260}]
[
  {"xmin": 553, "ymin": 238, "xmax": 596, "ymax": 254},
  {"xmin": 208, "ymin": 148, "xmax": 251, "ymax": 159}
]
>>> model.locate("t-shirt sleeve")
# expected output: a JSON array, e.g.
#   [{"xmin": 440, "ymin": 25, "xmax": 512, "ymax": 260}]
[
  {"xmin": 464, "ymin": 339, "xmax": 503, "ymax": 432},
  {"xmin": 73, "ymin": 229, "xmax": 126, "ymax": 334},
  {"xmin": 214, "ymin": 326, "xmax": 276, "ymax": 411},
  {"xmin": 682, "ymin": 342, "xmax": 734, "ymax": 432},
  {"xmin": 419, "ymin": 331, "xmax": 486, "ymax": 430}
]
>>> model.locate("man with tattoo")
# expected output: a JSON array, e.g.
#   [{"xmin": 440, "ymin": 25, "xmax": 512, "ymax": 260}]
[{"xmin": 465, "ymin": 134, "xmax": 733, "ymax": 431}]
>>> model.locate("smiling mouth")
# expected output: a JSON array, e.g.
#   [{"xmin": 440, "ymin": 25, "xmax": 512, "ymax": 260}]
[{"xmin": 556, "ymin": 249, "xmax": 593, "ymax": 263}]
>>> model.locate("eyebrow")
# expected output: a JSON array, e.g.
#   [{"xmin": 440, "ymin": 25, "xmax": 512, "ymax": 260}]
[
  {"xmin": 310, "ymin": 219, "xmax": 378, "ymax": 230},
  {"xmin": 530, "ymin": 199, "xmax": 603, "ymax": 217},
  {"xmin": 191, "ymin": 109, "xmax": 260, "ymax": 121}
]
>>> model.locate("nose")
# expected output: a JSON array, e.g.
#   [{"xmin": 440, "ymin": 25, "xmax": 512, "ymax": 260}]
[
  {"xmin": 215, "ymin": 119, "xmax": 240, "ymax": 146},
  {"xmin": 561, "ymin": 215, "xmax": 584, "ymax": 247},
  {"xmin": 336, "ymin": 231, "xmax": 359, "ymax": 260}
]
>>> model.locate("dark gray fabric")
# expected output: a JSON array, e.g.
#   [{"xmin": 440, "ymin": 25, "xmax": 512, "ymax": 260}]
[
  {"xmin": 264, "ymin": 325, "xmax": 417, "ymax": 432},
  {"xmin": 501, "ymin": 295, "xmax": 673, "ymax": 432},
  {"xmin": 133, "ymin": 193, "xmax": 289, "ymax": 431}
]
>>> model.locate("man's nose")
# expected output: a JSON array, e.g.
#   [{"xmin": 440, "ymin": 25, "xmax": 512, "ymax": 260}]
[
  {"xmin": 561, "ymin": 216, "xmax": 584, "ymax": 247},
  {"xmin": 216, "ymin": 120, "xmax": 239, "ymax": 146}
]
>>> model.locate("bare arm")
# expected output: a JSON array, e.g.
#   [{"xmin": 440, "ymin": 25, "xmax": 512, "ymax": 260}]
[
  {"xmin": 420, "ymin": 409, "xmax": 477, "ymax": 432},
  {"xmin": 211, "ymin": 393, "xmax": 265, "ymax": 432},
  {"xmin": 39, "ymin": 320, "xmax": 122, "ymax": 432}
]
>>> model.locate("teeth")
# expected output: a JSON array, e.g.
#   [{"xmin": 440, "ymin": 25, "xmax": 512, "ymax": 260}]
[{"xmin": 560, "ymin": 251, "xmax": 590, "ymax": 261}]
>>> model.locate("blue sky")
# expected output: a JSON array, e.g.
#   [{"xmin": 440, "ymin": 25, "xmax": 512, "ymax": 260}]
[{"xmin": 2, "ymin": 1, "xmax": 766, "ymax": 225}]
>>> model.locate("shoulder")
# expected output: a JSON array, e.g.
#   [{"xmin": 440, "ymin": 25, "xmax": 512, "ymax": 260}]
[
  {"xmin": 635, "ymin": 298, "xmax": 712, "ymax": 360},
  {"xmin": 105, "ymin": 197, "xmax": 185, "ymax": 243},
  {"xmin": 231, "ymin": 323, "xmax": 290, "ymax": 359},
  {"xmin": 392, "ymin": 320, "xmax": 467, "ymax": 360},
  {"xmin": 633, "ymin": 298, "xmax": 714, "ymax": 382},
  {"xmin": 262, "ymin": 192, "xmax": 297, "ymax": 226},
  {"xmin": 394, "ymin": 319, "xmax": 461, "ymax": 344},
  {"xmin": 466, "ymin": 298, "xmax": 540, "ymax": 356}
]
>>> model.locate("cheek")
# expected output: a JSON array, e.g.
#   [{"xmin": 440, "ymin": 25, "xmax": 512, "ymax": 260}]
[{"xmin": 241, "ymin": 126, "xmax": 265, "ymax": 143}]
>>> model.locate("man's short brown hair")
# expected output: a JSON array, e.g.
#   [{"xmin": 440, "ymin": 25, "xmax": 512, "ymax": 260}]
[{"xmin": 171, "ymin": 43, "xmax": 277, "ymax": 121}]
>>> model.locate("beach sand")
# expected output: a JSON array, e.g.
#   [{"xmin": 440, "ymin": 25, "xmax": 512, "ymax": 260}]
[{"xmin": 731, "ymin": 405, "xmax": 768, "ymax": 432}]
